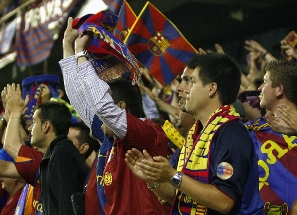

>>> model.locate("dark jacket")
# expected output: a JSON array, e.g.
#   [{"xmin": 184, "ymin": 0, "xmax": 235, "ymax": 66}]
[{"xmin": 40, "ymin": 135, "xmax": 88, "ymax": 215}]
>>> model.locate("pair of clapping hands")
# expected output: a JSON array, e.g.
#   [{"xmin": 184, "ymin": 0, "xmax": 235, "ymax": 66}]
[
  {"xmin": 1, "ymin": 84, "xmax": 29, "ymax": 123},
  {"xmin": 266, "ymin": 104, "xmax": 297, "ymax": 135}
]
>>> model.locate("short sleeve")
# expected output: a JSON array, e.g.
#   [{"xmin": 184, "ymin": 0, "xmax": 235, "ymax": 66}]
[
  {"xmin": 210, "ymin": 121, "xmax": 253, "ymax": 201},
  {"xmin": 14, "ymin": 157, "xmax": 42, "ymax": 185}
]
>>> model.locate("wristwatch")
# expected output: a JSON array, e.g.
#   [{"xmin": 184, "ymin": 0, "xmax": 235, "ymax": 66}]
[
  {"xmin": 75, "ymin": 50, "xmax": 89, "ymax": 60},
  {"xmin": 170, "ymin": 172, "xmax": 183, "ymax": 187}
]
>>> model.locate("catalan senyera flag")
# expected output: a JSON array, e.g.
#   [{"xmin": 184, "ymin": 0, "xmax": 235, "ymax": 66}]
[
  {"xmin": 124, "ymin": 2, "xmax": 197, "ymax": 86},
  {"xmin": 114, "ymin": 0, "xmax": 136, "ymax": 42}
]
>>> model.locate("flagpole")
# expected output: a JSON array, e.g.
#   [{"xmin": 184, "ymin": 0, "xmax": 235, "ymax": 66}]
[{"xmin": 123, "ymin": 1, "xmax": 149, "ymax": 44}]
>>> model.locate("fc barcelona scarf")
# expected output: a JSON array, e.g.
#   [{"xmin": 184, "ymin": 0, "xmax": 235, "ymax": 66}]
[
  {"xmin": 173, "ymin": 105, "xmax": 239, "ymax": 215},
  {"xmin": 96, "ymin": 136, "xmax": 114, "ymax": 215},
  {"xmin": 73, "ymin": 11, "xmax": 141, "ymax": 84},
  {"xmin": 22, "ymin": 74, "xmax": 59, "ymax": 122},
  {"xmin": 15, "ymin": 184, "xmax": 29, "ymax": 215}
]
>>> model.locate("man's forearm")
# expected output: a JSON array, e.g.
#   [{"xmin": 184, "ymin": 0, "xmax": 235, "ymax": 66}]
[
  {"xmin": 177, "ymin": 174, "xmax": 235, "ymax": 214},
  {"xmin": 0, "ymin": 116, "xmax": 6, "ymax": 144},
  {"xmin": 77, "ymin": 61, "xmax": 127, "ymax": 139},
  {"xmin": 154, "ymin": 97, "xmax": 178, "ymax": 119},
  {"xmin": 60, "ymin": 57, "xmax": 94, "ymax": 129},
  {"xmin": 63, "ymin": 42, "xmax": 75, "ymax": 59},
  {"xmin": 148, "ymin": 182, "xmax": 176, "ymax": 204},
  {"xmin": 3, "ymin": 115, "xmax": 23, "ymax": 159}
]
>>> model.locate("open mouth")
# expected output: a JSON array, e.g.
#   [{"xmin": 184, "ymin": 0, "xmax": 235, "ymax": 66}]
[{"xmin": 259, "ymin": 95, "xmax": 262, "ymax": 100}]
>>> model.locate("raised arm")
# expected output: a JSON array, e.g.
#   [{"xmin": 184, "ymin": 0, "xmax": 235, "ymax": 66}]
[
  {"xmin": 72, "ymin": 33, "xmax": 127, "ymax": 139},
  {"xmin": 1, "ymin": 85, "xmax": 10, "ymax": 143},
  {"xmin": 3, "ymin": 84, "xmax": 28, "ymax": 159},
  {"xmin": 244, "ymin": 40, "xmax": 276, "ymax": 63},
  {"xmin": 60, "ymin": 17, "xmax": 97, "ymax": 129},
  {"xmin": 63, "ymin": 17, "xmax": 78, "ymax": 58},
  {"xmin": 281, "ymin": 43, "xmax": 297, "ymax": 60},
  {"xmin": 139, "ymin": 84, "xmax": 178, "ymax": 119}
]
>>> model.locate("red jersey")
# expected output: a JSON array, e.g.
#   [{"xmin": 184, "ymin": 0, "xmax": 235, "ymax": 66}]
[
  {"xmin": 84, "ymin": 158, "xmax": 101, "ymax": 215},
  {"xmin": 14, "ymin": 146, "xmax": 43, "ymax": 215},
  {"xmin": 102, "ymin": 114, "xmax": 171, "ymax": 215}
]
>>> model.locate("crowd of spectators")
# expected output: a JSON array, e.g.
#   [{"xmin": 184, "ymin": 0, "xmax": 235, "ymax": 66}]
[{"xmin": 0, "ymin": 9, "xmax": 297, "ymax": 215}]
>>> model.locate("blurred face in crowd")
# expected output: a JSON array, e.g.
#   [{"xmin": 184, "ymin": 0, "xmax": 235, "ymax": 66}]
[
  {"xmin": 176, "ymin": 67, "xmax": 194, "ymax": 112},
  {"xmin": 68, "ymin": 127, "xmax": 80, "ymax": 149},
  {"xmin": 1, "ymin": 177, "xmax": 19, "ymax": 194},
  {"xmin": 68, "ymin": 127, "xmax": 88, "ymax": 155},
  {"xmin": 258, "ymin": 71, "xmax": 277, "ymax": 111},
  {"xmin": 174, "ymin": 108, "xmax": 195, "ymax": 137},
  {"xmin": 40, "ymin": 84, "xmax": 51, "ymax": 103}
]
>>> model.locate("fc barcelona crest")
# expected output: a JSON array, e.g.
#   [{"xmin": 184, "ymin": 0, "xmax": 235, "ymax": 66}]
[
  {"xmin": 148, "ymin": 31, "xmax": 170, "ymax": 56},
  {"xmin": 104, "ymin": 172, "xmax": 113, "ymax": 186}
]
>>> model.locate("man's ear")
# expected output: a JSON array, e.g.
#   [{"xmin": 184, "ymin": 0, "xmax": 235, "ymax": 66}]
[
  {"xmin": 43, "ymin": 121, "xmax": 50, "ymax": 133},
  {"xmin": 276, "ymin": 84, "xmax": 284, "ymax": 97},
  {"xmin": 77, "ymin": 143, "xmax": 89, "ymax": 155},
  {"xmin": 118, "ymin": 101, "xmax": 127, "ymax": 110},
  {"xmin": 208, "ymin": 82, "xmax": 218, "ymax": 97}
]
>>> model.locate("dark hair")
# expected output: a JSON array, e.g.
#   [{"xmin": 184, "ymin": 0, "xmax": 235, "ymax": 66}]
[
  {"xmin": 186, "ymin": 53, "xmax": 241, "ymax": 105},
  {"xmin": 70, "ymin": 122, "xmax": 100, "ymax": 158},
  {"xmin": 266, "ymin": 60, "xmax": 297, "ymax": 105},
  {"xmin": 37, "ymin": 102, "xmax": 71, "ymax": 136},
  {"xmin": 107, "ymin": 78, "xmax": 146, "ymax": 118}
]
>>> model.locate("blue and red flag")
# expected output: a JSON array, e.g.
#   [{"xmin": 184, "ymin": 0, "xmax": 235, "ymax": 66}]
[
  {"xmin": 124, "ymin": 2, "xmax": 197, "ymax": 86},
  {"xmin": 114, "ymin": 0, "xmax": 136, "ymax": 42},
  {"xmin": 102, "ymin": 0, "xmax": 123, "ymax": 15},
  {"xmin": 15, "ymin": 0, "xmax": 78, "ymax": 66}
]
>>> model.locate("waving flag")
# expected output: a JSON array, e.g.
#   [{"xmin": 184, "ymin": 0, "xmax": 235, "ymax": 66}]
[
  {"xmin": 103, "ymin": 0, "xmax": 123, "ymax": 15},
  {"xmin": 114, "ymin": 0, "xmax": 136, "ymax": 41},
  {"xmin": 125, "ymin": 2, "xmax": 197, "ymax": 86}
]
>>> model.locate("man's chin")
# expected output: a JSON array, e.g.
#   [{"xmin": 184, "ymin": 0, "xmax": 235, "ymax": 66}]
[
  {"xmin": 259, "ymin": 100, "xmax": 264, "ymax": 107},
  {"xmin": 30, "ymin": 142, "xmax": 37, "ymax": 148}
]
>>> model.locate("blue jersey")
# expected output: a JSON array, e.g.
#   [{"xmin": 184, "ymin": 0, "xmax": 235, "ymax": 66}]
[{"xmin": 209, "ymin": 121, "xmax": 264, "ymax": 215}]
